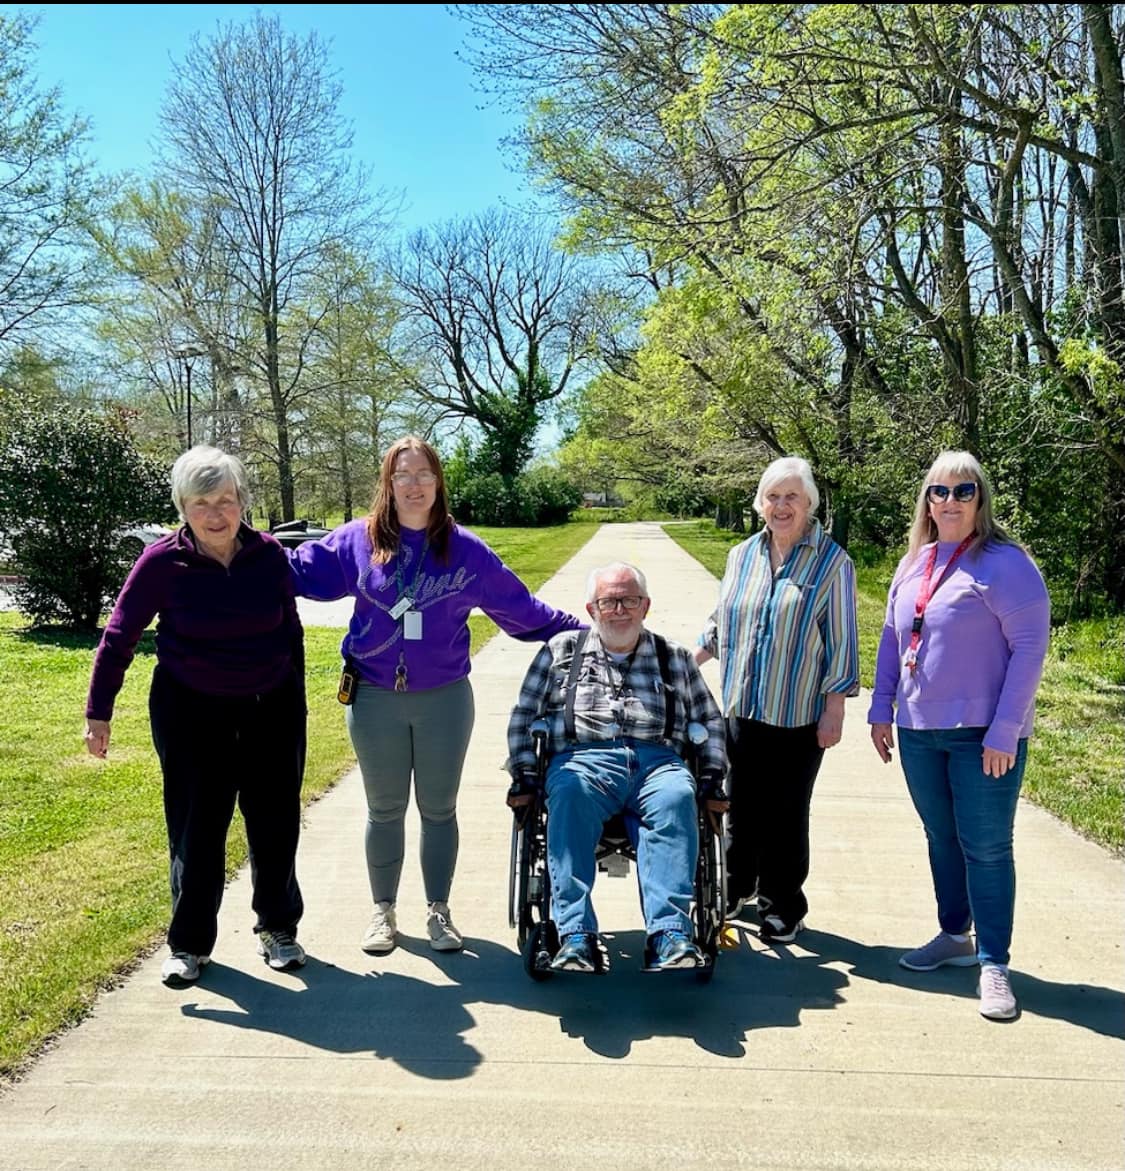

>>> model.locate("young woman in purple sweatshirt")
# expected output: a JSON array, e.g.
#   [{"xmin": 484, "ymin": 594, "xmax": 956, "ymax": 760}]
[
  {"xmin": 287, "ymin": 435, "xmax": 583, "ymax": 956},
  {"xmin": 868, "ymin": 451, "xmax": 1050, "ymax": 1022}
]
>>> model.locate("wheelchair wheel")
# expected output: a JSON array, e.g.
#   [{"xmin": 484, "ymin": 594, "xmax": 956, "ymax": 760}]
[
  {"xmin": 522, "ymin": 920, "xmax": 556, "ymax": 982},
  {"xmin": 694, "ymin": 811, "xmax": 726, "ymax": 976}
]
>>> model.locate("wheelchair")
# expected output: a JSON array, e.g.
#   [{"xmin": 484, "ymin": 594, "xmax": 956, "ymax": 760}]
[{"xmin": 507, "ymin": 718, "xmax": 727, "ymax": 982}]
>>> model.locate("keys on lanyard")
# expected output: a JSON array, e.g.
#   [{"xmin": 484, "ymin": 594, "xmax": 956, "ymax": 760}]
[{"xmin": 394, "ymin": 655, "xmax": 408, "ymax": 693}]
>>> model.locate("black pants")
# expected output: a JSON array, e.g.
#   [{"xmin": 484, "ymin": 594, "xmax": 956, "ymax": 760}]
[
  {"xmin": 149, "ymin": 666, "xmax": 306, "ymax": 956},
  {"xmin": 726, "ymin": 717, "xmax": 825, "ymax": 927}
]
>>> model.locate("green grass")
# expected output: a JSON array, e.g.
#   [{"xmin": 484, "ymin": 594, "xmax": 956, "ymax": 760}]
[
  {"xmin": 0, "ymin": 520, "xmax": 592, "ymax": 1080},
  {"xmin": 662, "ymin": 520, "xmax": 1124, "ymax": 855}
]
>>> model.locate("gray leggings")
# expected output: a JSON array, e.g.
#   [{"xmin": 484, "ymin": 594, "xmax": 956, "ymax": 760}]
[{"xmin": 346, "ymin": 676, "xmax": 474, "ymax": 905}]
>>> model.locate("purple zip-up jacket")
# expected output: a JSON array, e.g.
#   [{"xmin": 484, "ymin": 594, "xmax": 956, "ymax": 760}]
[
  {"xmin": 86, "ymin": 525, "xmax": 303, "ymax": 721},
  {"xmin": 286, "ymin": 520, "xmax": 584, "ymax": 691},
  {"xmin": 867, "ymin": 539, "xmax": 1050, "ymax": 755}
]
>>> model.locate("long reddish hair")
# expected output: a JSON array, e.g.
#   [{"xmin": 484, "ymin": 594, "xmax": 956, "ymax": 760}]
[{"xmin": 366, "ymin": 435, "xmax": 453, "ymax": 563}]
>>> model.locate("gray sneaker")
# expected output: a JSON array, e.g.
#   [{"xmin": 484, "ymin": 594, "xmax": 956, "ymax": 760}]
[
  {"xmin": 257, "ymin": 930, "xmax": 306, "ymax": 971},
  {"xmin": 161, "ymin": 951, "xmax": 210, "ymax": 987},
  {"xmin": 426, "ymin": 901, "xmax": 463, "ymax": 951},
  {"xmin": 900, "ymin": 931, "xmax": 978, "ymax": 971},
  {"xmin": 361, "ymin": 902, "xmax": 397, "ymax": 954},
  {"xmin": 978, "ymin": 964, "xmax": 1019, "ymax": 1021}
]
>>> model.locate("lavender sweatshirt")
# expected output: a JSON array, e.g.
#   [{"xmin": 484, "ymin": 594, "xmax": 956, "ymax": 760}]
[
  {"xmin": 86, "ymin": 525, "xmax": 303, "ymax": 721},
  {"xmin": 867, "ymin": 539, "xmax": 1050, "ymax": 755},
  {"xmin": 287, "ymin": 520, "xmax": 583, "ymax": 691}
]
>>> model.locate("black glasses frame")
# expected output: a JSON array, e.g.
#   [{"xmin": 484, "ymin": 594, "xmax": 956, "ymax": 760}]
[
  {"xmin": 592, "ymin": 595, "xmax": 644, "ymax": 613},
  {"xmin": 926, "ymin": 482, "xmax": 978, "ymax": 503}
]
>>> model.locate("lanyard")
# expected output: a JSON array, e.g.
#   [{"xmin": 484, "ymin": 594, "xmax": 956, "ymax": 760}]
[
  {"xmin": 905, "ymin": 533, "xmax": 974, "ymax": 671},
  {"xmin": 392, "ymin": 535, "xmax": 429, "ymax": 692},
  {"xmin": 393, "ymin": 535, "xmax": 429, "ymax": 606}
]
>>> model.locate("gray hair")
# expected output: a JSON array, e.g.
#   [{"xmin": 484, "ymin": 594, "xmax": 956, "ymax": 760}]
[
  {"xmin": 753, "ymin": 456, "xmax": 820, "ymax": 516},
  {"xmin": 906, "ymin": 449, "xmax": 1017, "ymax": 559},
  {"xmin": 585, "ymin": 562, "xmax": 648, "ymax": 603},
  {"xmin": 170, "ymin": 445, "xmax": 252, "ymax": 519}
]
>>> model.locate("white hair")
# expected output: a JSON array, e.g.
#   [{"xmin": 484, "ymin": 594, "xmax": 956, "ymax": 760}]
[
  {"xmin": 753, "ymin": 455, "xmax": 820, "ymax": 516},
  {"xmin": 585, "ymin": 562, "xmax": 648, "ymax": 603},
  {"xmin": 170, "ymin": 445, "xmax": 252, "ymax": 519}
]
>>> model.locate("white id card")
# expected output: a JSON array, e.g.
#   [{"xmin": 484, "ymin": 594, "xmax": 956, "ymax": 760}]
[
  {"xmin": 403, "ymin": 610, "xmax": 423, "ymax": 640},
  {"xmin": 389, "ymin": 596, "xmax": 412, "ymax": 621}
]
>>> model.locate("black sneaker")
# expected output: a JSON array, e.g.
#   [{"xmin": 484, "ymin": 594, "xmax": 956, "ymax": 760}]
[
  {"xmin": 257, "ymin": 930, "xmax": 307, "ymax": 970},
  {"xmin": 643, "ymin": 930, "xmax": 703, "ymax": 972},
  {"xmin": 759, "ymin": 914, "xmax": 804, "ymax": 944},
  {"xmin": 550, "ymin": 932, "xmax": 603, "ymax": 973}
]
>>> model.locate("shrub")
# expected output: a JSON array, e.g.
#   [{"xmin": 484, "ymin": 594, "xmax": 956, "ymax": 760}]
[{"xmin": 0, "ymin": 401, "xmax": 173, "ymax": 629}]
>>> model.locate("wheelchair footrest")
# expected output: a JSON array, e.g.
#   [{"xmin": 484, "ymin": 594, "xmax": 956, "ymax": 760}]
[{"xmin": 597, "ymin": 854, "xmax": 631, "ymax": 878}]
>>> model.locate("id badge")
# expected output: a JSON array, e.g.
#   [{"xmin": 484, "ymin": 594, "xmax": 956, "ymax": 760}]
[
  {"xmin": 403, "ymin": 610, "xmax": 423, "ymax": 640},
  {"xmin": 389, "ymin": 596, "xmax": 412, "ymax": 621}
]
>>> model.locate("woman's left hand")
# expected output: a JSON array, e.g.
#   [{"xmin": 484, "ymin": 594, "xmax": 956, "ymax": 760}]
[
  {"xmin": 817, "ymin": 696, "xmax": 845, "ymax": 749},
  {"xmin": 982, "ymin": 747, "xmax": 1016, "ymax": 778}
]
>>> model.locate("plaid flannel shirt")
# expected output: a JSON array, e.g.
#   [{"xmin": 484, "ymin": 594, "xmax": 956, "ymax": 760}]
[{"xmin": 507, "ymin": 627, "xmax": 727, "ymax": 778}]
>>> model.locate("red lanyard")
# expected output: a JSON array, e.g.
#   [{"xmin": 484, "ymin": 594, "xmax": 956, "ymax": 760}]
[{"xmin": 905, "ymin": 534, "xmax": 975, "ymax": 671}]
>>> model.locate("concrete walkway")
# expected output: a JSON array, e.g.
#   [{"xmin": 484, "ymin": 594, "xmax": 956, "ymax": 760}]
[{"xmin": 3, "ymin": 523, "xmax": 1122, "ymax": 1170}]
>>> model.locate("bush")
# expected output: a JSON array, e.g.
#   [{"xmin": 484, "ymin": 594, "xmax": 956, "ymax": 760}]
[
  {"xmin": 0, "ymin": 401, "xmax": 173, "ymax": 629},
  {"xmin": 450, "ymin": 466, "xmax": 582, "ymax": 527}
]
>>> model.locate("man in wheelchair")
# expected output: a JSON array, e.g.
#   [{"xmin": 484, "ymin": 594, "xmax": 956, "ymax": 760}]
[{"xmin": 506, "ymin": 562, "xmax": 728, "ymax": 974}]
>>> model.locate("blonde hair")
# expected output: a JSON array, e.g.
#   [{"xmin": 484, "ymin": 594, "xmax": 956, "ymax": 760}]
[
  {"xmin": 906, "ymin": 450, "xmax": 1017, "ymax": 559},
  {"xmin": 366, "ymin": 435, "xmax": 453, "ymax": 564}
]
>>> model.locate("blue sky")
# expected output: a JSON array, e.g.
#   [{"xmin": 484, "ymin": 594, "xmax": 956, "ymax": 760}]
[{"xmin": 7, "ymin": 3, "xmax": 541, "ymax": 235}]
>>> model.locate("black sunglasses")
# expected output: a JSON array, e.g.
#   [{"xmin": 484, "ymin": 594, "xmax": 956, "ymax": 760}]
[{"xmin": 926, "ymin": 482, "xmax": 978, "ymax": 503}]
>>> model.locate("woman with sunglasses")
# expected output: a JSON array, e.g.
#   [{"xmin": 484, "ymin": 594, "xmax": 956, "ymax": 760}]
[
  {"xmin": 694, "ymin": 455, "xmax": 859, "ymax": 945},
  {"xmin": 868, "ymin": 450, "xmax": 1050, "ymax": 1021},
  {"xmin": 286, "ymin": 435, "xmax": 583, "ymax": 955}
]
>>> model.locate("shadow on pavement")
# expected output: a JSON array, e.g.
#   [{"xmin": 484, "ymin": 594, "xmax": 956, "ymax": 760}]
[{"xmin": 800, "ymin": 928, "xmax": 1125, "ymax": 1040}]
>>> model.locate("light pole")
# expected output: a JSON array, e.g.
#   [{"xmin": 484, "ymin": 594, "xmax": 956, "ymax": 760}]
[{"xmin": 174, "ymin": 346, "xmax": 207, "ymax": 447}]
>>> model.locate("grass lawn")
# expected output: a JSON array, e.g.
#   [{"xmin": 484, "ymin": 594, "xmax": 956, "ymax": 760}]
[
  {"xmin": 0, "ymin": 520, "xmax": 591, "ymax": 1080},
  {"xmin": 663, "ymin": 520, "xmax": 1124, "ymax": 855}
]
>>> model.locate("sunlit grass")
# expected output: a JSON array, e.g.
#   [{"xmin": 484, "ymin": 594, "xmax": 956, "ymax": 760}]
[
  {"xmin": 663, "ymin": 520, "xmax": 1124, "ymax": 854},
  {"xmin": 0, "ymin": 520, "xmax": 594, "ymax": 1079}
]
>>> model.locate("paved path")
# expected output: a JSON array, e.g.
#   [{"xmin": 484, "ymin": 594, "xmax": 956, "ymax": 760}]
[{"xmin": 3, "ymin": 523, "xmax": 1122, "ymax": 1169}]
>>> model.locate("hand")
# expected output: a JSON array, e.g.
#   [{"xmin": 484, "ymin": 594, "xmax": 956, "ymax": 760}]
[
  {"xmin": 870, "ymin": 722, "xmax": 895, "ymax": 763},
  {"xmin": 982, "ymin": 747, "xmax": 1016, "ymax": 778},
  {"xmin": 693, "ymin": 646, "xmax": 713, "ymax": 667},
  {"xmin": 506, "ymin": 773, "xmax": 539, "ymax": 810},
  {"xmin": 85, "ymin": 718, "xmax": 111, "ymax": 759},
  {"xmin": 817, "ymin": 704, "xmax": 844, "ymax": 749}
]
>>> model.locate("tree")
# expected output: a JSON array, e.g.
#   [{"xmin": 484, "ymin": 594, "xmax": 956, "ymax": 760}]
[
  {"xmin": 157, "ymin": 13, "xmax": 386, "ymax": 519},
  {"xmin": 390, "ymin": 210, "xmax": 602, "ymax": 479},
  {"xmin": 0, "ymin": 398, "xmax": 173, "ymax": 629},
  {"xmin": 0, "ymin": 13, "xmax": 106, "ymax": 348}
]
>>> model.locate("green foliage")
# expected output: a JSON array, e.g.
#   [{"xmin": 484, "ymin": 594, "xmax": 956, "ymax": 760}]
[
  {"xmin": 0, "ymin": 399, "xmax": 173, "ymax": 629},
  {"xmin": 444, "ymin": 436, "xmax": 582, "ymax": 526}
]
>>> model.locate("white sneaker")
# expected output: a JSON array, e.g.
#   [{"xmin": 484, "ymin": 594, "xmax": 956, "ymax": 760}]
[
  {"xmin": 900, "ymin": 931, "xmax": 978, "ymax": 971},
  {"xmin": 161, "ymin": 951, "xmax": 210, "ymax": 987},
  {"xmin": 361, "ymin": 902, "xmax": 397, "ymax": 954},
  {"xmin": 427, "ymin": 901, "xmax": 463, "ymax": 952},
  {"xmin": 979, "ymin": 964, "xmax": 1019, "ymax": 1021}
]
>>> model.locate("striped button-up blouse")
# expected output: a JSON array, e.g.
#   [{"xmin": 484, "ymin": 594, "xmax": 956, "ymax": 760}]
[{"xmin": 699, "ymin": 519, "xmax": 859, "ymax": 726}]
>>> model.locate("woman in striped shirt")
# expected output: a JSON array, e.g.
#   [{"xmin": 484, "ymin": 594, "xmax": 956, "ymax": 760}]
[{"xmin": 695, "ymin": 456, "xmax": 859, "ymax": 943}]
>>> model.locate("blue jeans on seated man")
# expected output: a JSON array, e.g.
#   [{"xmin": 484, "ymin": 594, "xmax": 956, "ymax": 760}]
[
  {"xmin": 545, "ymin": 739, "xmax": 699, "ymax": 941},
  {"xmin": 898, "ymin": 726, "xmax": 1027, "ymax": 968}
]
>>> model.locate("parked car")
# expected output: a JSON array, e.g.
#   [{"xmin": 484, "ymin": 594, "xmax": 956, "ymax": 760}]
[
  {"xmin": 269, "ymin": 519, "xmax": 333, "ymax": 548},
  {"xmin": 117, "ymin": 523, "xmax": 173, "ymax": 560}
]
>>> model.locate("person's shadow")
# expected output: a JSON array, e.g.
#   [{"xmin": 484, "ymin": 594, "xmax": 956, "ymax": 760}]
[
  {"xmin": 799, "ymin": 928, "xmax": 1125, "ymax": 1038},
  {"xmin": 178, "ymin": 929, "xmax": 850, "ymax": 1070}
]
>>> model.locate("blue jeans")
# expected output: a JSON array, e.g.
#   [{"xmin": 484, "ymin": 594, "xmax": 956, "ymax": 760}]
[
  {"xmin": 545, "ymin": 739, "xmax": 698, "ymax": 940},
  {"xmin": 898, "ymin": 727, "xmax": 1027, "ymax": 966}
]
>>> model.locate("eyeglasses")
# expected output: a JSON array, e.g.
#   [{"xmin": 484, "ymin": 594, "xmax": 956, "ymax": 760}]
[
  {"xmin": 391, "ymin": 471, "xmax": 437, "ymax": 488},
  {"xmin": 925, "ymin": 482, "xmax": 977, "ymax": 503},
  {"xmin": 592, "ymin": 595, "xmax": 644, "ymax": 613}
]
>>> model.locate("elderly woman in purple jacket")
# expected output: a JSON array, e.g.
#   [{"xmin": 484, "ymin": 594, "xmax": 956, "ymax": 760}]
[
  {"xmin": 85, "ymin": 445, "xmax": 307, "ymax": 987},
  {"xmin": 287, "ymin": 435, "xmax": 582, "ymax": 958},
  {"xmin": 868, "ymin": 451, "xmax": 1049, "ymax": 1022}
]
